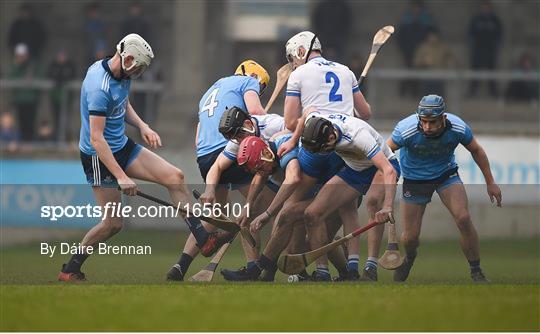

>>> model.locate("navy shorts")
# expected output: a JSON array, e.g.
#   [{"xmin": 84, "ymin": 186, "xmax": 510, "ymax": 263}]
[
  {"xmin": 80, "ymin": 137, "xmax": 143, "ymax": 187},
  {"xmin": 336, "ymin": 159, "xmax": 401, "ymax": 195},
  {"xmin": 402, "ymin": 167, "xmax": 462, "ymax": 205},
  {"xmin": 197, "ymin": 147, "xmax": 253, "ymax": 190}
]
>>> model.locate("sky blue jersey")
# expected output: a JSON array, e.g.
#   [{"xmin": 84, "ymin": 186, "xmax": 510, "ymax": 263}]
[
  {"xmin": 391, "ymin": 113, "xmax": 473, "ymax": 180},
  {"xmin": 79, "ymin": 59, "xmax": 131, "ymax": 155},
  {"xmin": 196, "ymin": 75, "xmax": 260, "ymax": 157}
]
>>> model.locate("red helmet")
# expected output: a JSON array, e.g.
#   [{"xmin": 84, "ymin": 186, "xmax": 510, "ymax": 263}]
[{"xmin": 237, "ymin": 136, "xmax": 275, "ymax": 173}]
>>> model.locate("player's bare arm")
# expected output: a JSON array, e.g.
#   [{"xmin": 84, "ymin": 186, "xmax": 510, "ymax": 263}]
[
  {"xmin": 244, "ymin": 90, "xmax": 266, "ymax": 115},
  {"xmin": 353, "ymin": 91, "xmax": 372, "ymax": 120},
  {"xmin": 283, "ymin": 95, "xmax": 302, "ymax": 131},
  {"xmin": 250, "ymin": 159, "xmax": 301, "ymax": 233},
  {"xmin": 89, "ymin": 115, "xmax": 137, "ymax": 195},
  {"xmin": 369, "ymin": 151, "xmax": 398, "ymax": 223},
  {"xmin": 200, "ymin": 153, "xmax": 234, "ymax": 203},
  {"xmin": 125, "ymin": 100, "xmax": 162, "ymax": 149},
  {"xmin": 238, "ymin": 173, "xmax": 267, "ymax": 228},
  {"xmin": 465, "ymin": 137, "xmax": 502, "ymax": 207},
  {"xmin": 386, "ymin": 138, "xmax": 401, "ymax": 152},
  {"xmin": 278, "ymin": 105, "xmax": 315, "ymax": 157}
]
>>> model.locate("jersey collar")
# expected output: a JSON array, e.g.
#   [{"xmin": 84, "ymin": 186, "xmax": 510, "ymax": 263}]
[
  {"xmin": 101, "ymin": 57, "xmax": 121, "ymax": 81},
  {"xmin": 308, "ymin": 56, "xmax": 325, "ymax": 63}
]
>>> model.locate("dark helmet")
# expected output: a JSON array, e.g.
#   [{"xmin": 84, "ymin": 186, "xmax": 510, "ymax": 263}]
[
  {"xmin": 416, "ymin": 94, "xmax": 446, "ymax": 118},
  {"xmin": 300, "ymin": 116, "xmax": 334, "ymax": 152},
  {"xmin": 218, "ymin": 106, "xmax": 251, "ymax": 140}
]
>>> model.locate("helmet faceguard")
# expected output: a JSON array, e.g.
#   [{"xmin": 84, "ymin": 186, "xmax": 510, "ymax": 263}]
[
  {"xmin": 219, "ymin": 106, "xmax": 254, "ymax": 143},
  {"xmin": 285, "ymin": 31, "xmax": 322, "ymax": 68},
  {"xmin": 301, "ymin": 116, "xmax": 334, "ymax": 153},
  {"xmin": 237, "ymin": 136, "xmax": 276, "ymax": 174},
  {"xmin": 116, "ymin": 33, "xmax": 154, "ymax": 79},
  {"xmin": 416, "ymin": 94, "xmax": 448, "ymax": 138},
  {"xmin": 235, "ymin": 60, "xmax": 270, "ymax": 95}
]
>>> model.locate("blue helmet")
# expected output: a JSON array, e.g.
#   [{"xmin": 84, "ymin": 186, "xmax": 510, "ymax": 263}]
[{"xmin": 416, "ymin": 95, "xmax": 446, "ymax": 117}]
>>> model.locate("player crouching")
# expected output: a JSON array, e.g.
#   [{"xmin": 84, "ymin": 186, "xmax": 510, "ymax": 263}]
[{"xmin": 387, "ymin": 95, "xmax": 502, "ymax": 283}]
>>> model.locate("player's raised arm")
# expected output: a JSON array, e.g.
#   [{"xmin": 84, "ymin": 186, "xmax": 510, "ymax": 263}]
[
  {"xmin": 351, "ymin": 70, "xmax": 372, "ymax": 120},
  {"xmin": 464, "ymin": 137, "xmax": 502, "ymax": 207}
]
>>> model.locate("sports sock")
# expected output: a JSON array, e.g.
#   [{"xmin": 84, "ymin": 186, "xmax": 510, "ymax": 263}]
[
  {"xmin": 258, "ymin": 255, "xmax": 277, "ymax": 281},
  {"xmin": 63, "ymin": 253, "xmax": 90, "ymax": 273},
  {"xmin": 184, "ymin": 216, "xmax": 209, "ymax": 246},
  {"xmin": 246, "ymin": 261, "xmax": 258, "ymax": 272},
  {"xmin": 315, "ymin": 266, "xmax": 331, "ymax": 279},
  {"xmin": 176, "ymin": 253, "xmax": 193, "ymax": 275},
  {"xmin": 259, "ymin": 255, "xmax": 277, "ymax": 272},
  {"xmin": 468, "ymin": 259, "xmax": 481, "ymax": 273},
  {"xmin": 406, "ymin": 250, "xmax": 417, "ymax": 263},
  {"xmin": 299, "ymin": 269, "xmax": 310, "ymax": 278},
  {"xmin": 365, "ymin": 256, "xmax": 378, "ymax": 270},
  {"xmin": 347, "ymin": 254, "xmax": 360, "ymax": 271}
]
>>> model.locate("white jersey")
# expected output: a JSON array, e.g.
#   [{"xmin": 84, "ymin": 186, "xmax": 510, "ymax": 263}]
[
  {"xmin": 286, "ymin": 56, "xmax": 360, "ymax": 117},
  {"xmin": 222, "ymin": 113, "xmax": 286, "ymax": 161},
  {"xmin": 316, "ymin": 112, "xmax": 395, "ymax": 172}
]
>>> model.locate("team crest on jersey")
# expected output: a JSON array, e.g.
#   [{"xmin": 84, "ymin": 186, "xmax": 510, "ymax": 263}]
[
  {"xmin": 109, "ymin": 98, "xmax": 127, "ymax": 119},
  {"xmin": 404, "ymin": 190, "xmax": 412, "ymax": 198}
]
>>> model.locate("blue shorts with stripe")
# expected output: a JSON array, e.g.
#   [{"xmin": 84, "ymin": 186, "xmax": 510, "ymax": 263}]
[
  {"xmin": 336, "ymin": 159, "xmax": 401, "ymax": 195},
  {"xmin": 80, "ymin": 137, "xmax": 142, "ymax": 187},
  {"xmin": 297, "ymin": 148, "xmax": 345, "ymax": 183}
]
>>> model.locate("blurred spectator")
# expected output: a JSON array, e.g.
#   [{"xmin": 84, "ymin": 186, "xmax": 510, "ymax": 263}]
[
  {"xmin": 93, "ymin": 40, "xmax": 108, "ymax": 62},
  {"xmin": 8, "ymin": 4, "xmax": 48, "ymax": 59},
  {"xmin": 0, "ymin": 111, "xmax": 21, "ymax": 152},
  {"xmin": 83, "ymin": 2, "xmax": 109, "ymax": 66},
  {"xmin": 505, "ymin": 53, "xmax": 539, "ymax": 102},
  {"xmin": 414, "ymin": 30, "xmax": 456, "ymax": 96},
  {"xmin": 8, "ymin": 44, "xmax": 44, "ymax": 142},
  {"xmin": 47, "ymin": 49, "xmax": 76, "ymax": 141},
  {"xmin": 312, "ymin": 0, "xmax": 351, "ymax": 62},
  {"xmin": 397, "ymin": 0, "xmax": 436, "ymax": 97},
  {"xmin": 121, "ymin": 2, "xmax": 151, "ymax": 43},
  {"xmin": 36, "ymin": 121, "xmax": 54, "ymax": 142},
  {"xmin": 468, "ymin": 0, "xmax": 503, "ymax": 97}
]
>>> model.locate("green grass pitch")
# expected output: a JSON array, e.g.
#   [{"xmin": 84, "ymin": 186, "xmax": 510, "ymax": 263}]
[{"xmin": 1, "ymin": 230, "xmax": 538, "ymax": 331}]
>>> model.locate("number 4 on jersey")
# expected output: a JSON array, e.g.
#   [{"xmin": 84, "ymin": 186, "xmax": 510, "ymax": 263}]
[{"xmin": 201, "ymin": 88, "xmax": 219, "ymax": 117}]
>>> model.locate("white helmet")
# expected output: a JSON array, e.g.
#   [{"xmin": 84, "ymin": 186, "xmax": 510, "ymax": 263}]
[
  {"xmin": 116, "ymin": 33, "xmax": 154, "ymax": 75},
  {"xmin": 285, "ymin": 31, "xmax": 322, "ymax": 62}
]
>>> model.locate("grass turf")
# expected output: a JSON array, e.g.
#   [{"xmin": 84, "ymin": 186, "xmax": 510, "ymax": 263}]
[{"xmin": 1, "ymin": 230, "xmax": 539, "ymax": 331}]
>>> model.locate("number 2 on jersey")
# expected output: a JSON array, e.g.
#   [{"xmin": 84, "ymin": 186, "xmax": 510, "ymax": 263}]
[
  {"xmin": 325, "ymin": 72, "xmax": 343, "ymax": 102},
  {"xmin": 201, "ymin": 88, "xmax": 219, "ymax": 117}
]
